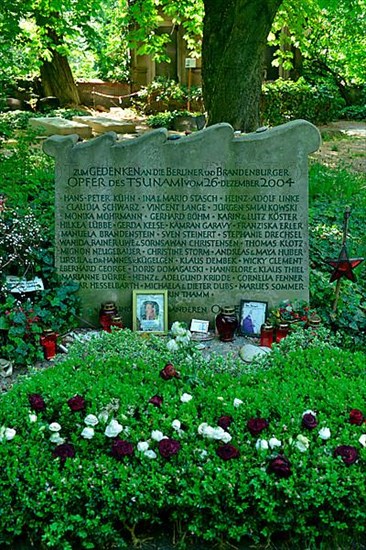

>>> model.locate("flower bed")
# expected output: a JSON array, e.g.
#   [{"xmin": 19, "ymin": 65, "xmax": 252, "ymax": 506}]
[{"xmin": 0, "ymin": 330, "xmax": 365, "ymax": 549}]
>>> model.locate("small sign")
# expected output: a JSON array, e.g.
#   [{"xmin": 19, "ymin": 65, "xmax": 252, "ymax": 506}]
[
  {"xmin": 190, "ymin": 319, "xmax": 209, "ymax": 334},
  {"xmin": 6, "ymin": 276, "xmax": 44, "ymax": 294},
  {"xmin": 185, "ymin": 58, "xmax": 197, "ymax": 69}
]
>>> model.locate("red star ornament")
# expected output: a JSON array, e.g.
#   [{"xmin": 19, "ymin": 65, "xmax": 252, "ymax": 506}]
[{"xmin": 326, "ymin": 245, "xmax": 364, "ymax": 283}]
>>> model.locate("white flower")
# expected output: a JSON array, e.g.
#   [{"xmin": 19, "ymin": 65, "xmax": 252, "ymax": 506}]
[
  {"xmin": 104, "ymin": 419, "xmax": 123, "ymax": 438},
  {"xmin": 221, "ymin": 431, "xmax": 232, "ymax": 444},
  {"xmin": 302, "ymin": 409, "xmax": 316, "ymax": 417},
  {"xmin": 255, "ymin": 439, "xmax": 269, "ymax": 451},
  {"xmin": 176, "ymin": 333, "xmax": 191, "ymax": 345},
  {"xmin": 295, "ymin": 434, "xmax": 310, "ymax": 452},
  {"xmin": 137, "ymin": 441, "xmax": 149, "ymax": 452},
  {"xmin": 49, "ymin": 422, "xmax": 61, "ymax": 432},
  {"xmin": 233, "ymin": 398, "xmax": 243, "ymax": 408},
  {"xmin": 172, "ymin": 419, "xmax": 181, "ymax": 431},
  {"xmin": 180, "ymin": 393, "xmax": 193, "ymax": 403},
  {"xmin": 81, "ymin": 427, "xmax": 95, "ymax": 439},
  {"xmin": 4, "ymin": 428, "xmax": 16, "ymax": 441},
  {"xmin": 151, "ymin": 430, "xmax": 165, "ymax": 442},
  {"xmin": 144, "ymin": 450, "xmax": 157, "ymax": 459},
  {"xmin": 318, "ymin": 427, "xmax": 331, "ymax": 440},
  {"xmin": 269, "ymin": 437, "xmax": 282, "ymax": 449},
  {"xmin": 29, "ymin": 413, "xmax": 37, "ymax": 423},
  {"xmin": 166, "ymin": 339, "xmax": 179, "ymax": 352},
  {"xmin": 199, "ymin": 449, "xmax": 208, "ymax": 459},
  {"xmin": 171, "ymin": 322, "xmax": 187, "ymax": 337},
  {"xmin": 84, "ymin": 414, "xmax": 99, "ymax": 426},
  {"xmin": 359, "ymin": 434, "xmax": 366, "ymax": 447},
  {"xmin": 98, "ymin": 411, "xmax": 109, "ymax": 423},
  {"xmin": 198, "ymin": 423, "xmax": 215, "ymax": 438},
  {"xmin": 50, "ymin": 433, "xmax": 64, "ymax": 444}
]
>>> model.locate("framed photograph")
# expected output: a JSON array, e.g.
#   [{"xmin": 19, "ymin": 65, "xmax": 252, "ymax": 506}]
[
  {"xmin": 132, "ymin": 290, "xmax": 168, "ymax": 334},
  {"xmin": 239, "ymin": 300, "xmax": 268, "ymax": 337}
]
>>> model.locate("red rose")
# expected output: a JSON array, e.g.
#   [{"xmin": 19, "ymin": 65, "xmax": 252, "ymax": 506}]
[
  {"xmin": 247, "ymin": 418, "xmax": 269, "ymax": 436},
  {"xmin": 67, "ymin": 395, "xmax": 86, "ymax": 412},
  {"xmin": 216, "ymin": 444, "xmax": 240, "ymax": 460},
  {"xmin": 334, "ymin": 445, "xmax": 358, "ymax": 466},
  {"xmin": 349, "ymin": 409, "xmax": 364, "ymax": 425},
  {"xmin": 217, "ymin": 415, "xmax": 233, "ymax": 431},
  {"xmin": 158, "ymin": 438, "xmax": 181, "ymax": 458},
  {"xmin": 302, "ymin": 413, "xmax": 318, "ymax": 430},
  {"xmin": 159, "ymin": 363, "xmax": 179, "ymax": 380},
  {"xmin": 53, "ymin": 443, "xmax": 76, "ymax": 462},
  {"xmin": 28, "ymin": 393, "xmax": 46, "ymax": 412},
  {"xmin": 268, "ymin": 455, "xmax": 292, "ymax": 478},
  {"xmin": 111, "ymin": 439, "xmax": 134, "ymax": 460},
  {"xmin": 149, "ymin": 395, "xmax": 163, "ymax": 407}
]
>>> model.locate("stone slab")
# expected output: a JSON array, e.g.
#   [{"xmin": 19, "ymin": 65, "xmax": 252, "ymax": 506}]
[
  {"xmin": 73, "ymin": 116, "xmax": 136, "ymax": 134},
  {"xmin": 43, "ymin": 120, "xmax": 321, "ymax": 328},
  {"xmin": 29, "ymin": 117, "xmax": 92, "ymax": 138}
]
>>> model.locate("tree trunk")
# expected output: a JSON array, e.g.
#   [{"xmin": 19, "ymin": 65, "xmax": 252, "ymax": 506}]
[
  {"xmin": 40, "ymin": 50, "xmax": 80, "ymax": 106},
  {"xmin": 36, "ymin": 15, "xmax": 80, "ymax": 106},
  {"xmin": 202, "ymin": 0, "xmax": 283, "ymax": 132}
]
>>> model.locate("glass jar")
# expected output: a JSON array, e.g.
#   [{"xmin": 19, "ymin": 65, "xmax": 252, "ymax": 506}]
[
  {"xmin": 260, "ymin": 323, "xmax": 274, "ymax": 347},
  {"xmin": 99, "ymin": 302, "xmax": 118, "ymax": 332},
  {"xmin": 40, "ymin": 329, "xmax": 58, "ymax": 360},
  {"xmin": 275, "ymin": 323, "xmax": 289, "ymax": 343},
  {"xmin": 215, "ymin": 306, "xmax": 238, "ymax": 342}
]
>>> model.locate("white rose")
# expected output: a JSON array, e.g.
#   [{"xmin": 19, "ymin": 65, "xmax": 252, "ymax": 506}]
[
  {"xmin": 166, "ymin": 339, "xmax": 179, "ymax": 352},
  {"xmin": 172, "ymin": 419, "xmax": 181, "ymax": 431},
  {"xmin": 233, "ymin": 398, "xmax": 243, "ymax": 408},
  {"xmin": 81, "ymin": 427, "xmax": 94, "ymax": 439},
  {"xmin": 29, "ymin": 413, "xmax": 37, "ymax": 423},
  {"xmin": 269, "ymin": 437, "xmax": 282, "ymax": 449},
  {"xmin": 198, "ymin": 422, "xmax": 209, "ymax": 435},
  {"xmin": 171, "ymin": 322, "xmax": 186, "ymax": 337},
  {"xmin": 180, "ymin": 393, "xmax": 193, "ymax": 403},
  {"xmin": 255, "ymin": 439, "xmax": 269, "ymax": 451},
  {"xmin": 211, "ymin": 427, "xmax": 226, "ymax": 440},
  {"xmin": 176, "ymin": 333, "xmax": 191, "ymax": 345},
  {"xmin": 151, "ymin": 430, "xmax": 165, "ymax": 442},
  {"xmin": 318, "ymin": 427, "xmax": 331, "ymax": 440},
  {"xmin": 359, "ymin": 434, "xmax": 366, "ymax": 447},
  {"xmin": 221, "ymin": 431, "xmax": 232, "ymax": 444},
  {"xmin": 104, "ymin": 419, "xmax": 123, "ymax": 438},
  {"xmin": 84, "ymin": 414, "xmax": 99, "ymax": 426},
  {"xmin": 50, "ymin": 433, "xmax": 64, "ymax": 444},
  {"xmin": 49, "ymin": 422, "xmax": 62, "ymax": 432},
  {"xmin": 200, "ymin": 425, "xmax": 215, "ymax": 439},
  {"xmin": 295, "ymin": 434, "xmax": 310, "ymax": 452},
  {"xmin": 144, "ymin": 450, "xmax": 157, "ymax": 459},
  {"xmin": 137, "ymin": 441, "xmax": 149, "ymax": 452},
  {"xmin": 4, "ymin": 428, "xmax": 16, "ymax": 441}
]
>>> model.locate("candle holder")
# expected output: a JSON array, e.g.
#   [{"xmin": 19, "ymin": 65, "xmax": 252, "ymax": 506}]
[
  {"xmin": 99, "ymin": 302, "xmax": 118, "ymax": 332},
  {"xmin": 40, "ymin": 329, "xmax": 58, "ymax": 360},
  {"xmin": 260, "ymin": 323, "xmax": 274, "ymax": 347}
]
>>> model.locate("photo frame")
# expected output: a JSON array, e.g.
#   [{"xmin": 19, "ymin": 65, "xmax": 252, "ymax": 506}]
[
  {"xmin": 132, "ymin": 290, "xmax": 168, "ymax": 334},
  {"xmin": 239, "ymin": 300, "xmax": 268, "ymax": 337}
]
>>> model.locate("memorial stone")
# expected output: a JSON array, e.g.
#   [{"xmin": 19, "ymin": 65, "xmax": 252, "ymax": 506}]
[{"xmin": 44, "ymin": 121, "xmax": 321, "ymax": 327}]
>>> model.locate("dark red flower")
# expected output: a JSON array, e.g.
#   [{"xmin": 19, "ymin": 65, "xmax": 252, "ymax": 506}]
[
  {"xmin": 217, "ymin": 415, "xmax": 233, "ymax": 431},
  {"xmin": 158, "ymin": 438, "xmax": 181, "ymax": 458},
  {"xmin": 334, "ymin": 445, "xmax": 358, "ymax": 466},
  {"xmin": 216, "ymin": 444, "xmax": 240, "ymax": 461},
  {"xmin": 67, "ymin": 395, "xmax": 86, "ymax": 412},
  {"xmin": 268, "ymin": 455, "xmax": 292, "ymax": 478},
  {"xmin": 349, "ymin": 409, "xmax": 364, "ymax": 425},
  {"xmin": 52, "ymin": 443, "xmax": 76, "ymax": 462},
  {"xmin": 302, "ymin": 413, "xmax": 318, "ymax": 430},
  {"xmin": 149, "ymin": 395, "xmax": 163, "ymax": 407},
  {"xmin": 111, "ymin": 439, "xmax": 134, "ymax": 460},
  {"xmin": 247, "ymin": 418, "xmax": 269, "ymax": 436},
  {"xmin": 159, "ymin": 363, "xmax": 179, "ymax": 380},
  {"xmin": 28, "ymin": 393, "xmax": 46, "ymax": 412}
]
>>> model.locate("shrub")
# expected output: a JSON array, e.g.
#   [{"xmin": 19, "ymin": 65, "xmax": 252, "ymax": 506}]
[
  {"xmin": 132, "ymin": 77, "xmax": 204, "ymax": 114},
  {"xmin": 261, "ymin": 78, "xmax": 346, "ymax": 126},
  {"xmin": 0, "ymin": 330, "xmax": 366, "ymax": 548}
]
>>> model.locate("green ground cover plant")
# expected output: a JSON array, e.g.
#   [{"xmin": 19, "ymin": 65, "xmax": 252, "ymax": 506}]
[{"xmin": 0, "ymin": 329, "xmax": 366, "ymax": 549}]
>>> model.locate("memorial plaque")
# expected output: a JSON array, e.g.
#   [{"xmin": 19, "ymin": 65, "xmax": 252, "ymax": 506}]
[{"xmin": 43, "ymin": 121, "xmax": 320, "ymax": 326}]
